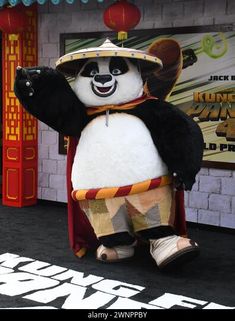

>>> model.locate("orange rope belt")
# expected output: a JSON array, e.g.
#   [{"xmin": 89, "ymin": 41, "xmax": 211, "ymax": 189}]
[{"xmin": 72, "ymin": 175, "xmax": 172, "ymax": 201}]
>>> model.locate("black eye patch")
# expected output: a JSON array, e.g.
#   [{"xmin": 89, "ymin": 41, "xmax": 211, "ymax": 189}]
[
  {"xmin": 81, "ymin": 62, "xmax": 99, "ymax": 77},
  {"xmin": 109, "ymin": 57, "xmax": 128, "ymax": 75}
]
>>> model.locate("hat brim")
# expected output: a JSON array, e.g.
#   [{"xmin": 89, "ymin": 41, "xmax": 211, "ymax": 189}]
[{"xmin": 55, "ymin": 48, "xmax": 162, "ymax": 78}]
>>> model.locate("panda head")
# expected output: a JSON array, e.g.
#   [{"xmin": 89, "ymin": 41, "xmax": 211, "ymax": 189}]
[{"xmin": 73, "ymin": 57, "xmax": 144, "ymax": 107}]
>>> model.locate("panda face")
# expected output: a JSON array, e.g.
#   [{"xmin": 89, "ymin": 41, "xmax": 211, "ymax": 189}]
[{"xmin": 73, "ymin": 57, "xmax": 143, "ymax": 107}]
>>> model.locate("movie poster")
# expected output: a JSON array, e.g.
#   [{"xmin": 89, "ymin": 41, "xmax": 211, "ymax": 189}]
[{"xmin": 60, "ymin": 31, "xmax": 235, "ymax": 169}]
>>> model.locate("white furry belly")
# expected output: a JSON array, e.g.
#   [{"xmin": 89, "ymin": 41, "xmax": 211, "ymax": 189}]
[{"xmin": 71, "ymin": 113, "xmax": 168, "ymax": 190}]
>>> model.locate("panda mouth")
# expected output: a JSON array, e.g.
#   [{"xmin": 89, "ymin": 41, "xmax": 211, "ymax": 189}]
[{"xmin": 91, "ymin": 81, "xmax": 117, "ymax": 97}]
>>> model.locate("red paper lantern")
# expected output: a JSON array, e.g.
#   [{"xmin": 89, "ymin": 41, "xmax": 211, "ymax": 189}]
[
  {"xmin": 103, "ymin": 0, "xmax": 141, "ymax": 40},
  {"xmin": 0, "ymin": 7, "xmax": 27, "ymax": 34}
]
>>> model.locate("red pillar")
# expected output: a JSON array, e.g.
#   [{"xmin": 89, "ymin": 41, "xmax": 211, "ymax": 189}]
[{"xmin": 2, "ymin": 6, "xmax": 38, "ymax": 207}]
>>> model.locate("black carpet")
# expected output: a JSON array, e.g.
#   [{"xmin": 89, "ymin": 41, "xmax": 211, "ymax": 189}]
[{"xmin": 0, "ymin": 201, "xmax": 235, "ymax": 310}]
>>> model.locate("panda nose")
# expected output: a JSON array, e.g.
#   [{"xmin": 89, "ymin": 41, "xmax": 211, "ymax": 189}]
[{"xmin": 94, "ymin": 74, "xmax": 112, "ymax": 85}]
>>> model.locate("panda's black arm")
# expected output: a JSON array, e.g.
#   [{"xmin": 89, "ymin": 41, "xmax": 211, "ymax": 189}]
[
  {"xmin": 130, "ymin": 99, "xmax": 204, "ymax": 190},
  {"xmin": 14, "ymin": 66, "xmax": 88, "ymax": 136}
]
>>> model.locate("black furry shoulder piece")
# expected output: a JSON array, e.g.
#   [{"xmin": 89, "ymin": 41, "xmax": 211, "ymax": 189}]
[{"xmin": 127, "ymin": 99, "xmax": 204, "ymax": 190}]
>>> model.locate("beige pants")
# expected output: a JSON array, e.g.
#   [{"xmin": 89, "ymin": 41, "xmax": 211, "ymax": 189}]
[{"xmin": 79, "ymin": 185, "xmax": 176, "ymax": 238}]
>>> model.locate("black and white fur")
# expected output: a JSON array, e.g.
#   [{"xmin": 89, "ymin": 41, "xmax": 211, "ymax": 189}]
[
  {"xmin": 71, "ymin": 57, "xmax": 168, "ymax": 190},
  {"xmin": 74, "ymin": 57, "xmax": 143, "ymax": 106},
  {"xmin": 14, "ymin": 57, "xmax": 204, "ymax": 245}
]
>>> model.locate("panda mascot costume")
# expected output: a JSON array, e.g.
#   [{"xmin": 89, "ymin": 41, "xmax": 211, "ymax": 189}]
[{"xmin": 14, "ymin": 38, "xmax": 204, "ymax": 270}]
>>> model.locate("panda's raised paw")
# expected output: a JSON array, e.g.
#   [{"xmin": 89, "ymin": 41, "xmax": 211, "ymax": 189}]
[
  {"xmin": 15, "ymin": 67, "xmax": 34, "ymax": 97},
  {"xmin": 15, "ymin": 66, "xmax": 51, "ymax": 97}
]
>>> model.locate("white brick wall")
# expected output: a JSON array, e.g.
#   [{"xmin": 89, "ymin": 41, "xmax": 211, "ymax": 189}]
[{"xmin": 38, "ymin": 0, "xmax": 235, "ymax": 228}]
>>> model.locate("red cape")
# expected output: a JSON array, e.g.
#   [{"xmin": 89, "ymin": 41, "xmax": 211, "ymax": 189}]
[{"xmin": 67, "ymin": 137, "xmax": 187, "ymax": 257}]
